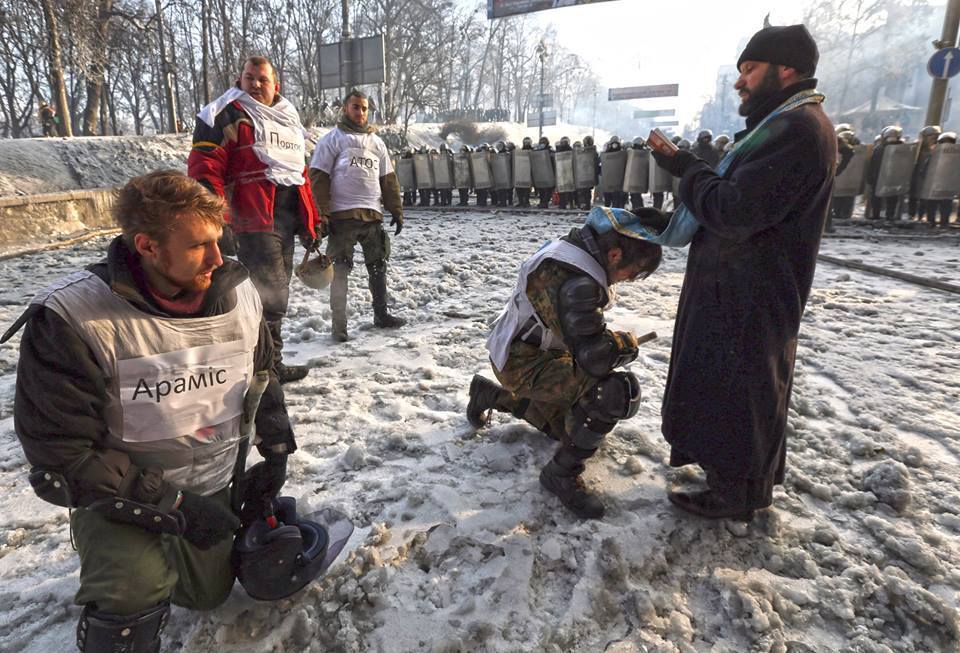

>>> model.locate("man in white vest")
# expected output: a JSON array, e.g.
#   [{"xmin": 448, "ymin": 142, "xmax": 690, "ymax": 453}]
[
  {"xmin": 466, "ymin": 207, "xmax": 666, "ymax": 519},
  {"xmin": 2, "ymin": 171, "xmax": 296, "ymax": 652},
  {"xmin": 189, "ymin": 55, "xmax": 320, "ymax": 383},
  {"xmin": 309, "ymin": 90, "xmax": 405, "ymax": 342}
]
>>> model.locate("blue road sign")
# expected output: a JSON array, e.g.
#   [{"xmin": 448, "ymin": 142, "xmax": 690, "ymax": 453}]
[{"xmin": 928, "ymin": 47, "xmax": 960, "ymax": 79}]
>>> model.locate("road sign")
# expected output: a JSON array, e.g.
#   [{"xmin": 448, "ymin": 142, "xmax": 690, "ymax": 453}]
[
  {"xmin": 319, "ymin": 34, "xmax": 386, "ymax": 90},
  {"xmin": 633, "ymin": 109, "xmax": 676, "ymax": 119},
  {"xmin": 526, "ymin": 109, "xmax": 557, "ymax": 127},
  {"xmin": 928, "ymin": 47, "xmax": 960, "ymax": 79},
  {"xmin": 652, "ymin": 120, "xmax": 679, "ymax": 127},
  {"xmin": 487, "ymin": 0, "xmax": 616, "ymax": 19},
  {"xmin": 530, "ymin": 93, "xmax": 553, "ymax": 109},
  {"xmin": 609, "ymin": 84, "xmax": 679, "ymax": 101}
]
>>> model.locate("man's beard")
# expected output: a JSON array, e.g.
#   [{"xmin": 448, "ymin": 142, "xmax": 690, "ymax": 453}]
[{"xmin": 738, "ymin": 66, "xmax": 782, "ymax": 117}]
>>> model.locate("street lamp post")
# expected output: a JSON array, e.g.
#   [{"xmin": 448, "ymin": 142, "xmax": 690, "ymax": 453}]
[{"xmin": 536, "ymin": 39, "xmax": 548, "ymax": 140}]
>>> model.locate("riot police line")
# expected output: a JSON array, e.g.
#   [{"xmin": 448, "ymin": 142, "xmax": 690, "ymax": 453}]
[
  {"xmin": 390, "ymin": 131, "xmax": 732, "ymax": 212},
  {"xmin": 831, "ymin": 123, "xmax": 960, "ymax": 228}
]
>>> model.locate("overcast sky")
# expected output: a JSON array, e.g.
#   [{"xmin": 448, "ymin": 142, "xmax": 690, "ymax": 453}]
[{"xmin": 524, "ymin": 0, "xmax": 809, "ymax": 125}]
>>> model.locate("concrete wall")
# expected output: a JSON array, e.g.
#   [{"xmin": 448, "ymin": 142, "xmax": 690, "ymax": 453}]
[{"xmin": 0, "ymin": 187, "xmax": 117, "ymax": 255}]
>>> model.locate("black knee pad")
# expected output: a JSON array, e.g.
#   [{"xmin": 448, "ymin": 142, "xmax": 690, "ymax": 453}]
[
  {"xmin": 77, "ymin": 602, "xmax": 170, "ymax": 653},
  {"xmin": 566, "ymin": 371, "xmax": 642, "ymax": 449}
]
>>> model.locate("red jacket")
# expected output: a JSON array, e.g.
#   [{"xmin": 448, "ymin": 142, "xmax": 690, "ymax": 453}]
[{"xmin": 188, "ymin": 100, "xmax": 318, "ymax": 237}]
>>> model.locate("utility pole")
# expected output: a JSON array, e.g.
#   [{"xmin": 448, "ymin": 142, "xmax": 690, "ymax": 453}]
[
  {"xmin": 536, "ymin": 39, "xmax": 547, "ymax": 140},
  {"xmin": 341, "ymin": 0, "xmax": 353, "ymax": 99},
  {"xmin": 926, "ymin": 0, "xmax": 960, "ymax": 126}
]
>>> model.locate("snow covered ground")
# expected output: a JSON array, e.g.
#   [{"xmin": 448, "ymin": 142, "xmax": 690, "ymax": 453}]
[{"xmin": 0, "ymin": 211, "xmax": 958, "ymax": 652}]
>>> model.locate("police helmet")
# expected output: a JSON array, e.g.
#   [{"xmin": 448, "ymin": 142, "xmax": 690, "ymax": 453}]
[
  {"xmin": 632, "ymin": 137, "xmax": 645, "ymax": 148},
  {"xmin": 919, "ymin": 125, "xmax": 942, "ymax": 139},
  {"xmin": 880, "ymin": 126, "xmax": 902, "ymax": 142},
  {"xmin": 295, "ymin": 250, "xmax": 334, "ymax": 290},
  {"xmin": 609, "ymin": 135, "xmax": 621, "ymax": 145},
  {"xmin": 522, "ymin": 136, "xmax": 533, "ymax": 147},
  {"xmin": 938, "ymin": 131, "xmax": 957, "ymax": 144},
  {"xmin": 678, "ymin": 139, "xmax": 691, "ymax": 150},
  {"xmin": 439, "ymin": 142, "xmax": 449, "ymax": 151},
  {"xmin": 697, "ymin": 129, "xmax": 713, "ymax": 143},
  {"xmin": 505, "ymin": 141, "xmax": 516, "ymax": 151},
  {"xmin": 715, "ymin": 134, "xmax": 730, "ymax": 148},
  {"xmin": 583, "ymin": 135, "xmax": 594, "ymax": 147},
  {"xmin": 459, "ymin": 144, "xmax": 471, "ymax": 153},
  {"xmin": 495, "ymin": 141, "xmax": 506, "ymax": 152},
  {"xmin": 539, "ymin": 135, "xmax": 551, "ymax": 146},
  {"xmin": 559, "ymin": 136, "xmax": 570, "ymax": 147},
  {"xmin": 835, "ymin": 123, "xmax": 853, "ymax": 134},
  {"xmin": 573, "ymin": 140, "xmax": 582, "ymax": 148},
  {"xmin": 234, "ymin": 497, "xmax": 332, "ymax": 601}
]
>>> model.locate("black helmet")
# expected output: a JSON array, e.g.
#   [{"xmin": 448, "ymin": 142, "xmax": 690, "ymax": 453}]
[
  {"xmin": 880, "ymin": 125, "xmax": 902, "ymax": 142},
  {"xmin": 459, "ymin": 144, "xmax": 471, "ymax": 153},
  {"xmin": 697, "ymin": 129, "xmax": 713, "ymax": 143},
  {"xmin": 539, "ymin": 135, "xmax": 550, "ymax": 146},
  {"xmin": 234, "ymin": 498, "xmax": 353, "ymax": 601},
  {"xmin": 609, "ymin": 135, "xmax": 621, "ymax": 145},
  {"xmin": 559, "ymin": 136, "xmax": 570, "ymax": 147},
  {"xmin": 522, "ymin": 136, "xmax": 533, "ymax": 147},
  {"xmin": 583, "ymin": 135, "xmax": 594, "ymax": 147},
  {"xmin": 632, "ymin": 136, "xmax": 645, "ymax": 148},
  {"xmin": 678, "ymin": 139, "xmax": 691, "ymax": 150}
]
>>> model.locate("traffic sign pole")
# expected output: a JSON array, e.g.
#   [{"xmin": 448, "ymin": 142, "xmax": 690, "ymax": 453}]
[{"xmin": 925, "ymin": 0, "xmax": 960, "ymax": 126}]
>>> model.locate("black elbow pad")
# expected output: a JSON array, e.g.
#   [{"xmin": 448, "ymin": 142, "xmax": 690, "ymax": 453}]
[{"xmin": 558, "ymin": 275, "xmax": 606, "ymax": 341}]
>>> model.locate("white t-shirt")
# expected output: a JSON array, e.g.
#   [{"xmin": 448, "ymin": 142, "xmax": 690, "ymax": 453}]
[{"xmin": 310, "ymin": 127, "xmax": 393, "ymax": 214}]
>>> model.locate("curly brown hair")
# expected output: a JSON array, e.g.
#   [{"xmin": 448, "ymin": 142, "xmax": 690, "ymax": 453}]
[{"xmin": 113, "ymin": 170, "xmax": 225, "ymax": 246}]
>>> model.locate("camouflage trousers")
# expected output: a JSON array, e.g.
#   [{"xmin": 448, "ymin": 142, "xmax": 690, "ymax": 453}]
[{"xmin": 491, "ymin": 340, "xmax": 596, "ymax": 445}]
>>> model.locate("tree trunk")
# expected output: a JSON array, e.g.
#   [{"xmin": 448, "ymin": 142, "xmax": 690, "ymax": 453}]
[
  {"xmin": 80, "ymin": 0, "xmax": 112, "ymax": 135},
  {"xmin": 39, "ymin": 0, "xmax": 73, "ymax": 136}
]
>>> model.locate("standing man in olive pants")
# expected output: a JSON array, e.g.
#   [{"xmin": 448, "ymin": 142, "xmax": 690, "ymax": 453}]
[{"xmin": 309, "ymin": 90, "xmax": 405, "ymax": 342}]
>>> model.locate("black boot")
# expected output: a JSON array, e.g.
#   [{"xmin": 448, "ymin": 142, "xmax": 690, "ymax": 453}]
[
  {"xmin": 77, "ymin": 602, "xmax": 169, "ymax": 653},
  {"xmin": 367, "ymin": 261, "xmax": 405, "ymax": 328},
  {"xmin": 539, "ymin": 446, "xmax": 605, "ymax": 519},
  {"xmin": 330, "ymin": 261, "xmax": 350, "ymax": 342},
  {"xmin": 466, "ymin": 374, "xmax": 505, "ymax": 427},
  {"xmin": 275, "ymin": 362, "xmax": 308, "ymax": 384}
]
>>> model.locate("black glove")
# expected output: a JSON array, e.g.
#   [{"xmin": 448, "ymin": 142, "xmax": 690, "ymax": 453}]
[
  {"xmin": 390, "ymin": 213, "xmax": 403, "ymax": 236},
  {"xmin": 177, "ymin": 491, "xmax": 241, "ymax": 550},
  {"xmin": 298, "ymin": 232, "xmax": 320, "ymax": 253},
  {"xmin": 651, "ymin": 149, "xmax": 699, "ymax": 178},
  {"xmin": 239, "ymin": 454, "xmax": 288, "ymax": 524}
]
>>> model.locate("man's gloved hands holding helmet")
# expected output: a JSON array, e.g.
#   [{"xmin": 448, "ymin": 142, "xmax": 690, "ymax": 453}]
[
  {"xmin": 299, "ymin": 231, "xmax": 320, "ymax": 253},
  {"xmin": 239, "ymin": 453, "xmax": 288, "ymax": 525},
  {"xmin": 175, "ymin": 491, "xmax": 242, "ymax": 549},
  {"xmin": 390, "ymin": 213, "xmax": 403, "ymax": 236},
  {"xmin": 651, "ymin": 149, "xmax": 699, "ymax": 179}
]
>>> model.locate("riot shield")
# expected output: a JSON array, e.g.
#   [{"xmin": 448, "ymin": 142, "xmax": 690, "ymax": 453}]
[
  {"xmin": 555, "ymin": 151, "xmax": 576, "ymax": 193},
  {"xmin": 574, "ymin": 146, "xmax": 598, "ymax": 189},
  {"xmin": 874, "ymin": 143, "xmax": 916, "ymax": 197},
  {"xmin": 453, "ymin": 153, "xmax": 473, "ymax": 188},
  {"xmin": 396, "ymin": 158, "xmax": 417, "ymax": 191},
  {"xmin": 600, "ymin": 150, "xmax": 626, "ymax": 193},
  {"xmin": 513, "ymin": 150, "xmax": 533, "ymax": 187},
  {"xmin": 531, "ymin": 149, "xmax": 555, "ymax": 188},
  {"xmin": 649, "ymin": 151, "xmax": 673, "ymax": 192},
  {"xmin": 622, "ymin": 148, "xmax": 650, "ymax": 194},
  {"xmin": 431, "ymin": 153, "xmax": 453, "ymax": 190},
  {"xmin": 470, "ymin": 151, "xmax": 493, "ymax": 189},
  {"xmin": 832, "ymin": 144, "xmax": 870, "ymax": 197},
  {"xmin": 491, "ymin": 152, "xmax": 512, "ymax": 190},
  {"xmin": 414, "ymin": 153, "xmax": 434, "ymax": 190},
  {"xmin": 918, "ymin": 143, "xmax": 960, "ymax": 200}
]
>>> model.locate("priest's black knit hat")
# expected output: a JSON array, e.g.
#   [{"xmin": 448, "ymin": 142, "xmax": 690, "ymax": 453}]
[{"xmin": 737, "ymin": 24, "xmax": 819, "ymax": 76}]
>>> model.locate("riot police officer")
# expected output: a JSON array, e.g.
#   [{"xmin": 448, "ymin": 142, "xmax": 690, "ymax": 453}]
[
  {"xmin": 910, "ymin": 125, "xmax": 941, "ymax": 222},
  {"xmin": 517, "ymin": 137, "xmax": 534, "ymax": 208},
  {"xmin": 602, "ymin": 136, "xmax": 626, "ymax": 209},
  {"xmin": 457, "ymin": 144, "xmax": 472, "ymax": 206},
  {"xmin": 534, "ymin": 136, "xmax": 555, "ymax": 209},
  {"xmin": 628, "ymin": 137, "xmax": 648, "ymax": 211},
  {"xmin": 555, "ymin": 136, "xmax": 575, "ymax": 210},
  {"xmin": 927, "ymin": 131, "xmax": 957, "ymax": 227},
  {"xmin": 475, "ymin": 143, "xmax": 492, "ymax": 207},
  {"xmin": 867, "ymin": 126, "xmax": 904, "ymax": 219},
  {"xmin": 691, "ymin": 129, "xmax": 720, "ymax": 167},
  {"xmin": 577, "ymin": 135, "xmax": 599, "ymax": 210},
  {"xmin": 400, "ymin": 147, "xmax": 416, "ymax": 207}
]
